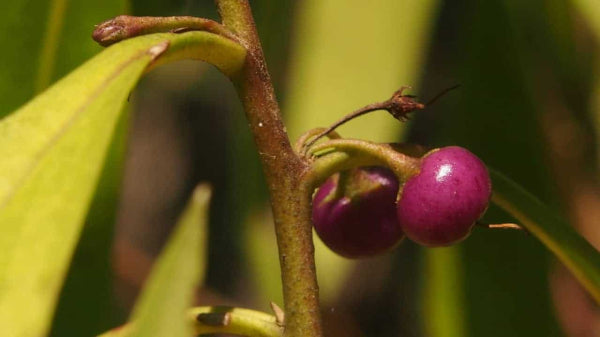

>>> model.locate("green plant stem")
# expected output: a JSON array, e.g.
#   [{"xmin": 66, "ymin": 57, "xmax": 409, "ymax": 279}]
[
  {"xmin": 215, "ymin": 1, "xmax": 323, "ymax": 336},
  {"xmin": 293, "ymin": 127, "xmax": 341, "ymax": 154},
  {"xmin": 92, "ymin": 15, "xmax": 238, "ymax": 46},
  {"xmin": 305, "ymin": 138, "xmax": 422, "ymax": 188},
  {"xmin": 98, "ymin": 306, "xmax": 283, "ymax": 337}
]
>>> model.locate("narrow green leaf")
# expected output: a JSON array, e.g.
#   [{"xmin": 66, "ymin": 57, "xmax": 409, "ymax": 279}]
[
  {"xmin": 99, "ymin": 326, "xmax": 131, "ymax": 337},
  {"xmin": 245, "ymin": 210, "xmax": 284, "ymax": 307},
  {"xmin": 126, "ymin": 184, "xmax": 211, "ymax": 337},
  {"xmin": 0, "ymin": 39, "xmax": 159, "ymax": 337},
  {"xmin": 423, "ymin": 248, "xmax": 466, "ymax": 337},
  {"xmin": 99, "ymin": 306, "xmax": 283, "ymax": 337},
  {"xmin": 570, "ymin": 0, "xmax": 600, "ymax": 41},
  {"xmin": 0, "ymin": 0, "xmax": 128, "ymax": 115},
  {"xmin": 50, "ymin": 109, "xmax": 130, "ymax": 336},
  {"xmin": 34, "ymin": 0, "xmax": 69, "ymax": 92},
  {"xmin": 491, "ymin": 169, "xmax": 600, "ymax": 303},
  {"xmin": 0, "ymin": 31, "xmax": 244, "ymax": 337},
  {"xmin": 0, "ymin": 0, "xmax": 53, "ymax": 114},
  {"xmin": 34, "ymin": 2, "xmax": 130, "ymax": 336},
  {"xmin": 4, "ymin": 1, "xmax": 128, "ymax": 335}
]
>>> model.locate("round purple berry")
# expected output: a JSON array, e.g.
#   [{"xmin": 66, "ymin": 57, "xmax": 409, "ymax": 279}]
[
  {"xmin": 312, "ymin": 167, "xmax": 404, "ymax": 258},
  {"xmin": 396, "ymin": 146, "xmax": 491, "ymax": 246}
]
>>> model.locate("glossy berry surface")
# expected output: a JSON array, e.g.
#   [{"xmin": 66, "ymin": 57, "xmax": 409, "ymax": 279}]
[
  {"xmin": 312, "ymin": 167, "xmax": 403, "ymax": 258},
  {"xmin": 396, "ymin": 146, "xmax": 491, "ymax": 246}
]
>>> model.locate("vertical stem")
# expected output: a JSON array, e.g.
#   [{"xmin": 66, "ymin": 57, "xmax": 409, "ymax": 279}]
[{"xmin": 215, "ymin": 1, "xmax": 323, "ymax": 336}]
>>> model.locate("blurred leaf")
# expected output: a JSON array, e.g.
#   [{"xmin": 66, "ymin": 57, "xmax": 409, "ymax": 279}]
[
  {"xmin": 0, "ymin": 0, "xmax": 51, "ymax": 114},
  {"xmin": 282, "ymin": 0, "xmax": 441, "ymax": 304},
  {"xmin": 409, "ymin": 1, "xmax": 568, "ymax": 335},
  {"xmin": 0, "ymin": 0, "xmax": 128, "ymax": 116},
  {"xmin": 245, "ymin": 209, "xmax": 284, "ymax": 307},
  {"xmin": 491, "ymin": 170, "xmax": 600, "ymax": 303},
  {"xmin": 593, "ymin": 64, "xmax": 600, "ymax": 173},
  {"xmin": 423, "ymin": 247, "xmax": 466, "ymax": 337},
  {"xmin": 570, "ymin": 0, "xmax": 600, "ymax": 41},
  {"xmin": 99, "ymin": 326, "xmax": 131, "ymax": 337},
  {"xmin": 100, "ymin": 306, "xmax": 282, "ymax": 337},
  {"xmin": 34, "ymin": 0, "xmax": 68, "ymax": 92},
  {"xmin": 51, "ymin": 1, "xmax": 130, "ymax": 85},
  {"xmin": 252, "ymin": 0, "xmax": 295, "ymax": 92},
  {"xmin": 285, "ymin": 0, "xmax": 440, "ymax": 142},
  {"xmin": 131, "ymin": 0, "xmax": 199, "ymax": 17},
  {"xmin": 0, "ymin": 31, "xmax": 245, "ymax": 337},
  {"xmin": 576, "ymin": 0, "xmax": 600, "ymax": 177},
  {"xmin": 126, "ymin": 185, "xmax": 211, "ymax": 337}
]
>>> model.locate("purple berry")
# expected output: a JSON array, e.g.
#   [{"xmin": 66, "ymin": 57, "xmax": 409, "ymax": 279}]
[
  {"xmin": 396, "ymin": 146, "xmax": 491, "ymax": 247},
  {"xmin": 312, "ymin": 167, "xmax": 404, "ymax": 258}
]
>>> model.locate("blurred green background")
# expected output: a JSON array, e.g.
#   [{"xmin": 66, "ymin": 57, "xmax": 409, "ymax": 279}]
[{"xmin": 2, "ymin": 0, "xmax": 599, "ymax": 336}]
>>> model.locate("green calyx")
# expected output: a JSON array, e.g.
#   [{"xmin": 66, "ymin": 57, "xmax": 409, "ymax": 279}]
[{"xmin": 302, "ymin": 136, "xmax": 425, "ymax": 193}]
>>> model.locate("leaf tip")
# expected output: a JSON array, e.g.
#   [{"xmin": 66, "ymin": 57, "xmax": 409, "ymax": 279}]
[
  {"xmin": 147, "ymin": 41, "xmax": 170, "ymax": 60},
  {"xmin": 192, "ymin": 183, "xmax": 212, "ymax": 206}
]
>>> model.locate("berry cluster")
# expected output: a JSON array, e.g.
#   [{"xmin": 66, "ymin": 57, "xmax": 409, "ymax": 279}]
[{"xmin": 312, "ymin": 146, "xmax": 492, "ymax": 257}]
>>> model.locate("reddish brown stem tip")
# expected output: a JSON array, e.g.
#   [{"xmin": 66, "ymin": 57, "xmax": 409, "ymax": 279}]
[
  {"xmin": 92, "ymin": 15, "xmax": 238, "ymax": 47},
  {"xmin": 93, "ymin": 15, "xmax": 140, "ymax": 46}
]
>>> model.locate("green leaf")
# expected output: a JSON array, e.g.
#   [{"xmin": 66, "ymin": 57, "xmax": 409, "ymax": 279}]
[
  {"xmin": 32, "ymin": 2, "xmax": 130, "ymax": 336},
  {"xmin": 491, "ymin": 169, "xmax": 600, "ymax": 303},
  {"xmin": 50, "ymin": 110, "xmax": 130, "ymax": 336},
  {"xmin": 418, "ymin": 2, "xmax": 568, "ymax": 334},
  {"xmin": 0, "ymin": 0, "xmax": 128, "ymax": 115},
  {"xmin": 0, "ymin": 31, "xmax": 245, "ymax": 337},
  {"xmin": 0, "ymin": 0, "xmax": 55, "ymax": 114},
  {"xmin": 570, "ymin": 0, "xmax": 600, "ymax": 41},
  {"xmin": 0, "ymin": 38, "xmax": 159, "ymax": 337},
  {"xmin": 126, "ymin": 184, "xmax": 211, "ymax": 337},
  {"xmin": 422, "ymin": 248, "xmax": 466, "ymax": 337}
]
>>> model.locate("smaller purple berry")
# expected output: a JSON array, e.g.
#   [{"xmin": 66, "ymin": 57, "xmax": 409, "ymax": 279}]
[
  {"xmin": 312, "ymin": 167, "xmax": 404, "ymax": 258},
  {"xmin": 396, "ymin": 146, "xmax": 492, "ymax": 246}
]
